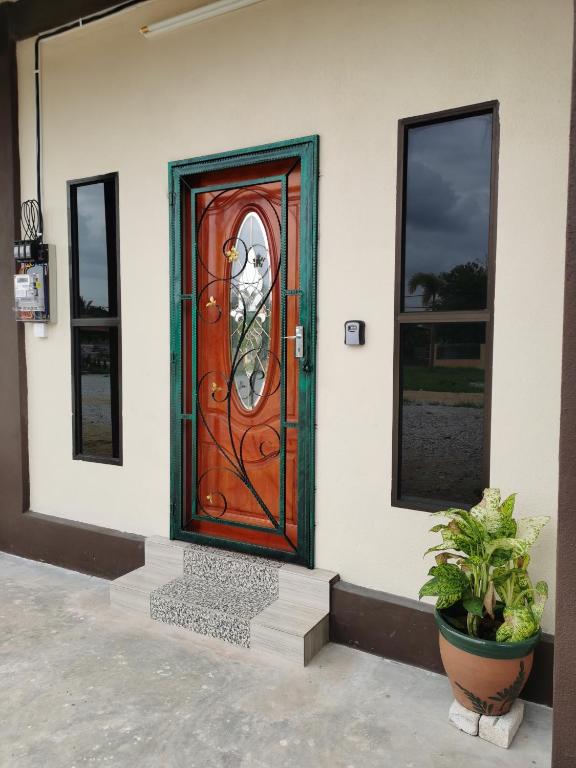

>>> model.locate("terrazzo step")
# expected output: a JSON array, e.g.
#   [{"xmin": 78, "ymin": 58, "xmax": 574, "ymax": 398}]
[
  {"xmin": 145, "ymin": 537, "xmax": 282, "ymax": 601},
  {"xmin": 250, "ymin": 599, "xmax": 330, "ymax": 665},
  {"xmin": 183, "ymin": 544, "xmax": 282, "ymax": 601},
  {"xmin": 149, "ymin": 575, "xmax": 277, "ymax": 648}
]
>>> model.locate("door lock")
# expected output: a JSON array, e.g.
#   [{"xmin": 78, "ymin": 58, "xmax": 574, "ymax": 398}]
[{"xmin": 283, "ymin": 325, "xmax": 304, "ymax": 358}]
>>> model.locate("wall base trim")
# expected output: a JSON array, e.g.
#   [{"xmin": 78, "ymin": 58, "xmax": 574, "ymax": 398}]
[
  {"xmin": 329, "ymin": 580, "xmax": 553, "ymax": 708},
  {"xmin": 0, "ymin": 510, "xmax": 144, "ymax": 579}
]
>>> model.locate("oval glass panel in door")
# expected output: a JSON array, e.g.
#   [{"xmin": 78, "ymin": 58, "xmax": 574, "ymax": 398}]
[{"xmin": 229, "ymin": 211, "xmax": 273, "ymax": 410}]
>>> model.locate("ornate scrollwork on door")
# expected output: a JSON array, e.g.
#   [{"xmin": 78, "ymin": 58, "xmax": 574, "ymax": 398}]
[{"xmin": 193, "ymin": 190, "xmax": 288, "ymax": 540}]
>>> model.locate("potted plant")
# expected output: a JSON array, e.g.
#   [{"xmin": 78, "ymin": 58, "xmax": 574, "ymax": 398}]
[{"xmin": 419, "ymin": 488, "xmax": 550, "ymax": 715}]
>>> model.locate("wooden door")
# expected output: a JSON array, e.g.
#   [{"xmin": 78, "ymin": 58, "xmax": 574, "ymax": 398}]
[{"xmin": 171, "ymin": 139, "xmax": 318, "ymax": 565}]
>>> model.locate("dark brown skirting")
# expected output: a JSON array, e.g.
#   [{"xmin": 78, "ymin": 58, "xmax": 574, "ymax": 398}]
[
  {"xmin": 1, "ymin": 511, "xmax": 145, "ymax": 580},
  {"xmin": 330, "ymin": 581, "xmax": 554, "ymax": 708},
  {"xmin": 0, "ymin": 6, "xmax": 144, "ymax": 581},
  {"xmin": 553, "ymin": 2, "xmax": 576, "ymax": 765}
]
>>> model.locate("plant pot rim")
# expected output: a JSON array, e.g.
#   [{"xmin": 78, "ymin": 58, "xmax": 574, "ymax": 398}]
[{"xmin": 435, "ymin": 609, "xmax": 541, "ymax": 659}]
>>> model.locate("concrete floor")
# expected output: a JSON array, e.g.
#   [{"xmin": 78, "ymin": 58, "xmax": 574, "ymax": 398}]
[{"xmin": 0, "ymin": 553, "xmax": 552, "ymax": 768}]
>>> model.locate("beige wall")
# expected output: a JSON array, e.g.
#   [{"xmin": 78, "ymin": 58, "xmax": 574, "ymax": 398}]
[{"xmin": 17, "ymin": 0, "xmax": 572, "ymax": 633}]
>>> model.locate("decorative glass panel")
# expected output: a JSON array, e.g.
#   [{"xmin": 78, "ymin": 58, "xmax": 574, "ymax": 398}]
[{"xmin": 229, "ymin": 212, "xmax": 272, "ymax": 410}]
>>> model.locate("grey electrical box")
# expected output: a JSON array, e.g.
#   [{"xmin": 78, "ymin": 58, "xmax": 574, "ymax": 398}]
[
  {"xmin": 14, "ymin": 243, "xmax": 56, "ymax": 323},
  {"xmin": 344, "ymin": 320, "xmax": 365, "ymax": 345}
]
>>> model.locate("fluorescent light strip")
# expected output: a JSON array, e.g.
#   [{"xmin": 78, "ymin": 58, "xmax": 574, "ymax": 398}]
[{"xmin": 140, "ymin": 0, "xmax": 265, "ymax": 37}]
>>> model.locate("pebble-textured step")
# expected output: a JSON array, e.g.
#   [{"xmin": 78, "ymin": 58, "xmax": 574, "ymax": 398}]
[
  {"xmin": 150, "ymin": 574, "xmax": 278, "ymax": 648},
  {"xmin": 183, "ymin": 545, "xmax": 282, "ymax": 600}
]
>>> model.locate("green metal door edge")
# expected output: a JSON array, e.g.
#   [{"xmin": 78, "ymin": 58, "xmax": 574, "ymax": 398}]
[{"xmin": 168, "ymin": 136, "xmax": 319, "ymax": 568}]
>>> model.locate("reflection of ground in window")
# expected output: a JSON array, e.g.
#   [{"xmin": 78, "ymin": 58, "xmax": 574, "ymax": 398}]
[
  {"xmin": 401, "ymin": 401, "xmax": 484, "ymax": 502},
  {"xmin": 403, "ymin": 366, "xmax": 484, "ymax": 394},
  {"xmin": 81, "ymin": 373, "xmax": 113, "ymax": 455}
]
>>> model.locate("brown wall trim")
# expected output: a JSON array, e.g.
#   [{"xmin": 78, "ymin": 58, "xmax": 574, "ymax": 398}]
[
  {"xmin": 2, "ymin": 512, "xmax": 145, "ymax": 580},
  {"xmin": 330, "ymin": 580, "xmax": 554, "ymax": 708},
  {"xmin": 0, "ymin": 6, "xmax": 144, "ymax": 581},
  {"xmin": 553, "ymin": 2, "xmax": 576, "ymax": 765}
]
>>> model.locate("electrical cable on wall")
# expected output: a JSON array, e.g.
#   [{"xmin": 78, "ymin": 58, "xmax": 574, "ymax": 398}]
[
  {"xmin": 33, "ymin": 0, "xmax": 144, "ymax": 232},
  {"xmin": 21, "ymin": 199, "xmax": 42, "ymax": 242}
]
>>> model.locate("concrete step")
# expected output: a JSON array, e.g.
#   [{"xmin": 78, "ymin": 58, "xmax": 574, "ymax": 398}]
[
  {"xmin": 150, "ymin": 575, "xmax": 277, "ymax": 648},
  {"xmin": 109, "ymin": 565, "xmax": 177, "ymax": 615},
  {"xmin": 251, "ymin": 599, "xmax": 329, "ymax": 665},
  {"xmin": 278, "ymin": 563, "xmax": 339, "ymax": 612},
  {"xmin": 144, "ymin": 536, "xmax": 187, "ymax": 575}
]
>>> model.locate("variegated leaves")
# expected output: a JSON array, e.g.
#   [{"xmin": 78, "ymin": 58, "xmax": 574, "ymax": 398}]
[
  {"xmin": 495, "ymin": 580, "xmax": 549, "ymax": 642},
  {"xmin": 419, "ymin": 564, "xmax": 471, "ymax": 610},
  {"xmin": 420, "ymin": 487, "xmax": 551, "ymax": 641}
]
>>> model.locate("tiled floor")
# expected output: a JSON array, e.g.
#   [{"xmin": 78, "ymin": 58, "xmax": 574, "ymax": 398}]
[{"xmin": 0, "ymin": 552, "xmax": 552, "ymax": 768}]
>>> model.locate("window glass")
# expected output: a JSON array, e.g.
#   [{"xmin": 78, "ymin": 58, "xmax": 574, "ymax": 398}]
[
  {"xmin": 403, "ymin": 114, "xmax": 492, "ymax": 312},
  {"xmin": 399, "ymin": 323, "xmax": 485, "ymax": 504},
  {"xmin": 78, "ymin": 328, "xmax": 117, "ymax": 458},
  {"xmin": 229, "ymin": 212, "xmax": 272, "ymax": 410},
  {"xmin": 76, "ymin": 183, "xmax": 112, "ymax": 317},
  {"xmin": 70, "ymin": 174, "xmax": 121, "ymax": 463}
]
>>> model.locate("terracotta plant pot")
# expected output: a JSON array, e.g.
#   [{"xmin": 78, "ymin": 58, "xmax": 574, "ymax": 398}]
[{"xmin": 435, "ymin": 610, "xmax": 540, "ymax": 716}]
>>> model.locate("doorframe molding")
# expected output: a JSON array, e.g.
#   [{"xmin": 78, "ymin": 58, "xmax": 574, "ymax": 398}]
[{"xmin": 168, "ymin": 136, "xmax": 319, "ymax": 567}]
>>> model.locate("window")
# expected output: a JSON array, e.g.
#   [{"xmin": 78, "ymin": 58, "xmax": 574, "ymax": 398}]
[
  {"xmin": 393, "ymin": 103, "xmax": 498, "ymax": 510},
  {"xmin": 69, "ymin": 174, "xmax": 121, "ymax": 463},
  {"xmin": 230, "ymin": 211, "xmax": 273, "ymax": 410}
]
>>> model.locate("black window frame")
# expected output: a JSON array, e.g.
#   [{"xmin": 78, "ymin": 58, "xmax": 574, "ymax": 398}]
[
  {"xmin": 392, "ymin": 101, "xmax": 499, "ymax": 511},
  {"xmin": 68, "ymin": 172, "xmax": 122, "ymax": 465}
]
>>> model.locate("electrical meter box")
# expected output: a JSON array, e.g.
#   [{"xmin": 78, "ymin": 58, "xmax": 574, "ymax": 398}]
[{"xmin": 14, "ymin": 242, "xmax": 56, "ymax": 323}]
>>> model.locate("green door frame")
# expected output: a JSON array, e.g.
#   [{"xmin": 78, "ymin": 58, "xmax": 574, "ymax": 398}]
[{"xmin": 168, "ymin": 136, "xmax": 319, "ymax": 567}]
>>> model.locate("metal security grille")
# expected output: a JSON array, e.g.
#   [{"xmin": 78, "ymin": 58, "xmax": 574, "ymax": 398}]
[{"xmin": 169, "ymin": 138, "xmax": 318, "ymax": 567}]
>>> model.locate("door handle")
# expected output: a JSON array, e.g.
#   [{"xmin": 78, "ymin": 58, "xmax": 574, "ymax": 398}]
[{"xmin": 283, "ymin": 325, "xmax": 304, "ymax": 359}]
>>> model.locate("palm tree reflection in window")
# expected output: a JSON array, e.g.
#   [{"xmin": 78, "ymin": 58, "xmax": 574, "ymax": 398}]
[
  {"xmin": 229, "ymin": 212, "xmax": 272, "ymax": 410},
  {"xmin": 407, "ymin": 261, "xmax": 487, "ymax": 312}
]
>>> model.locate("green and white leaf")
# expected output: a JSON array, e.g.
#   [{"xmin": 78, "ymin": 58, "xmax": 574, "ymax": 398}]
[
  {"xmin": 436, "ymin": 594, "xmax": 462, "ymax": 610},
  {"xmin": 495, "ymin": 514, "xmax": 517, "ymax": 540},
  {"xmin": 489, "ymin": 550, "xmax": 513, "ymax": 567},
  {"xmin": 516, "ymin": 516, "xmax": 550, "ymax": 546},
  {"xmin": 516, "ymin": 571, "xmax": 532, "ymax": 595},
  {"xmin": 495, "ymin": 606, "xmax": 538, "ymax": 643},
  {"xmin": 499, "ymin": 493, "xmax": 516, "ymax": 519},
  {"xmin": 470, "ymin": 488, "xmax": 502, "ymax": 535},
  {"xmin": 425, "ymin": 529, "xmax": 473, "ymax": 557},
  {"xmin": 419, "ymin": 564, "xmax": 470, "ymax": 602},
  {"xmin": 530, "ymin": 581, "xmax": 548, "ymax": 624},
  {"xmin": 463, "ymin": 596, "xmax": 484, "ymax": 617},
  {"xmin": 424, "ymin": 543, "xmax": 448, "ymax": 557},
  {"xmin": 431, "ymin": 508, "xmax": 470, "ymax": 521},
  {"xmin": 486, "ymin": 537, "xmax": 529, "ymax": 560},
  {"xmin": 483, "ymin": 581, "xmax": 496, "ymax": 619}
]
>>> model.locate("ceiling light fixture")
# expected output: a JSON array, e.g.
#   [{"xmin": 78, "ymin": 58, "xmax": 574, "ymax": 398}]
[{"xmin": 140, "ymin": 0, "xmax": 265, "ymax": 38}]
